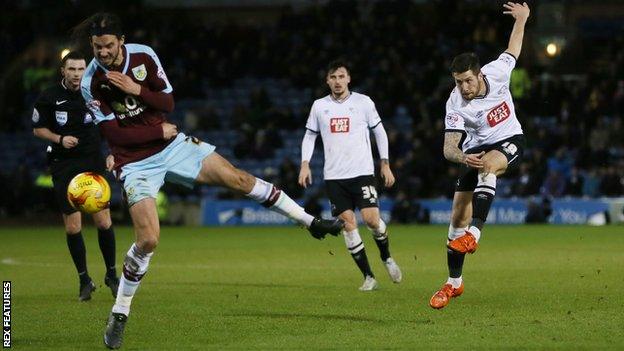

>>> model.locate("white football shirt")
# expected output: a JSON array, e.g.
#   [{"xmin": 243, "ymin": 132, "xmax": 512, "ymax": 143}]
[
  {"xmin": 444, "ymin": 52, "xmax": 524, "ymax": 151},
  {"xmin": 305, "ymin": 92, "xmax": 382, "ymax": 180}
]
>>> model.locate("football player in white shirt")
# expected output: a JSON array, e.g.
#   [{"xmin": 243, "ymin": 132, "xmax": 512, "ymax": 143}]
[
  {"xmin": 430, "ymin": 2, "xmax": 530, "ymax": 309},
  {"xmin": 298, "ymin": 60, "xmax": 402, "ymax": 291}
]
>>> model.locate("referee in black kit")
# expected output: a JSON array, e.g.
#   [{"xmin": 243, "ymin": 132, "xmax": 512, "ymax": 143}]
[{"xmin": 32, "ymin": 51, "xmax": 119, "ymax": 301}]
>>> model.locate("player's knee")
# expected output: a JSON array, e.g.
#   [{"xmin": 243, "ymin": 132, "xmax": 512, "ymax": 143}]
[
  {"xmin": 137, "ymin": 235, "xmax": 159, "ymax": 252},
  {"xmin": 64, "ymin": 220, "xmax": 81, "ymax": 234},
  {"xmin": 362, "ymin": 215, "xmax": 378, "ymax": 230},
  {"xmin": 480, "ymin": 161, "xmax": 494, "ymax": 174},
  {"xmin": 94, "ymin": 215, "xmax": 112, "ymax": 230},
  {"xmin": 481, "ymin": 160, "xmax": 505, "ymax": 176},
  {"xmin": 134, "ymin": 222, "xmax": 159, "ymax": 251},
  {"xmin": 339, "ymin": 213, "xmax": 357, "ymax": 229}
]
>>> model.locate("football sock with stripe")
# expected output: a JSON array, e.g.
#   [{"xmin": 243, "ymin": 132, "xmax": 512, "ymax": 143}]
[
  {"xmin": 447, "ymin": 225, "xmax": 467, "ymax": 278},
  {"xmin": 471, "ymin": 172, "xmax": 496, "ymax": 236},
  {"xmin": 247, "ymin": 177, "xmax": 314, "ymax": 227},
  {"xmin": 112, "ymin": 244, "xmax": 153, "ymax": 316},
  {"xmin": 344, "ymin": 229, "xmax": 374, "ymax": 278},
  {"xmin": 370, "ymin": 219, "xmax": 391, "ymax": 262}
]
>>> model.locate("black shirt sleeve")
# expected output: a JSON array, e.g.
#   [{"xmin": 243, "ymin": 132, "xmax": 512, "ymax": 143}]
[{"xmin": 32, "ymin": 90, "xmax": 53, "ymax": 129}]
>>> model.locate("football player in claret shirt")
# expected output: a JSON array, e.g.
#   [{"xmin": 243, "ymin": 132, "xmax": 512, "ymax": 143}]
[
  {"xmin": 75, "ymin": 13, "xmax": 344, "ymax": 349},
  {"xmin": 299, "ymin": 60, "xmax": 402, "ymax": 292},
  {"xmin": 429, "ymin": 2, "xmax": 530, "ymax": 310},
  {"xmin": 32, "ymin": 51, "xmax": 119, "ymax": 302}
]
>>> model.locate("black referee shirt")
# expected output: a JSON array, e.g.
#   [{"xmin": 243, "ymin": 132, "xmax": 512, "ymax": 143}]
[{"xmin": 32, "ymin": 80, "xmax": 101, "ymax": 161}]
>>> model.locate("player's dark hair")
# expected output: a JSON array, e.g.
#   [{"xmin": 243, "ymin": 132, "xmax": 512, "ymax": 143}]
[
  {"xmin": 61, "ymin": 51, "xmax": 86, "ymax": 67},
  {"xmin": 327, "ymin": 59, "xmax": 351, "ymax": 75},
  {"xmin": 450, "ymin": 52, "xmax": 481, "ymax": 75},
  {"xmin": 71, "ymin": 13, "xmax": 124, "ymax": 55}
]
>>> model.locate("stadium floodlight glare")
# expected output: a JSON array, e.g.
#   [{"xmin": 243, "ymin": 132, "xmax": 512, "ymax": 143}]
[
  {"xmin": 60, "ymin": 48, "xmax": 71, "ymax": 60},
  {"xmin": 546, "ymin": 43, "xmax": 558, "ymax": 57}
]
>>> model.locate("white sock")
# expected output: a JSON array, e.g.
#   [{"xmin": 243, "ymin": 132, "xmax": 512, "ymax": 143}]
[
  {"xmin": 112, "ymin": 277, "xmax": 139, "ymax": 316},
  {"xmin": 344, "ymin": 229, "xmax": 364, "ymax": 254},
  {"xmin": 272, "ymin": 191, "xmax": 314, "ymax": 227},
  {"xmin": 370, "ymin": 218, "xmax": 387, "ymax": 239},
  {"xmin": 448, "ymin": 225, "xmax": 468, "ymax": 241},
  {"xmin": 111, "ymin": 244, "xmax": 153, "ymax": 316},
  {"xmin": 446, "ymin": 276, "xmax": 463, "ymax": 289},
  {"xmin": 468, "ymin": 225, "xmax": 482, "ymax": 242},
  {"xmin": 246, "ymin": 177, "xmax": 314, "ymax": 227},
  {"xmin": 246, "ymin": 177, "xmax": 273, "ymax": 202}
]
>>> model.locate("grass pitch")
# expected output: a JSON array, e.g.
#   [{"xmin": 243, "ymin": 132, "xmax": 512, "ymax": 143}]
[{"xmin": 1, "ymin": 225, "xmax": 623, "ymax": 350}]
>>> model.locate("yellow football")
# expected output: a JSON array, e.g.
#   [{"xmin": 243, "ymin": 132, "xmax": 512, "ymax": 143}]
[{"xmin": 67, "ymin": 172, "xmax": 111, "ymax": 214}]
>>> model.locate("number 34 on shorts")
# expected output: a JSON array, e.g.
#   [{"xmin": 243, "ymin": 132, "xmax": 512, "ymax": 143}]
[{"xmin": 361, "ymin": 185, "xmax": 377, "ymax": 204}]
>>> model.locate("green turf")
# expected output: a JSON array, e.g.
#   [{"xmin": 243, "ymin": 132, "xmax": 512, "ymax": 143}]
[{"xmin": 1, "ymin": 225, "xmax": 623, "ymax": 350}]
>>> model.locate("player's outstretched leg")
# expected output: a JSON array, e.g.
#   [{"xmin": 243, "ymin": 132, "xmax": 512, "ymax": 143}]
[
  {"xmin": 448, "ymin": 172, "xmax": 496, "ymax": 253},
  {"xmin": 197, "ymin": 153, "xmax": 344, "ymax": 239},
  {"xmin": 363, "ymin": 212, "xmax": 402, "ymax": 283},
  {"xmin": 94, "ymin": 209, "xmax": 119, "ymax": 298},
  {"xmin": 104, "ymin": 199, "xmax": 158, "ymax": 349},
  {"xmin": 448, "ymin": 151, "xmax": 506, "ymax": 254}
]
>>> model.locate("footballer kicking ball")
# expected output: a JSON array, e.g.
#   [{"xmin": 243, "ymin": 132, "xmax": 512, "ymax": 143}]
[{"xmin": 67, "ymin": 172, "xmax": 111, "ymax": 214}]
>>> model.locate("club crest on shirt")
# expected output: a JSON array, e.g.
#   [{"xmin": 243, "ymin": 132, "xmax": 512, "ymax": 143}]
[
  {"xmin": 84, "ymin": 112, "xmax": 93, "ymax": 124},
  {"xmin": 446, "ymin": 113, "xmax": 460, "ymax": 128},
  {"xmin": 55, "ymin": 111, "xmax": 68, "ymax": 126},
  {"xmin": 487, "ymin": 101, "xmax": 511, "ymax": 127},
  {"xmin": 132, "ymin": 64, "xmax": 147, "ymax": 81},
  {"xmin": 330, "ymin": 117, "xmax": 350, "ymax": 133}
]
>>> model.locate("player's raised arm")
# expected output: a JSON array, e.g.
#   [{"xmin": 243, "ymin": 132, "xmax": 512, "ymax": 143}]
[{"xmin": 503, "ymin": 2, "xmax": 530, "ymax": 59}]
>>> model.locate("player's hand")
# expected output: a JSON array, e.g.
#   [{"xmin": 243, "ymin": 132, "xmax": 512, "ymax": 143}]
[
  {"xmin": 464, "ymin": 151, "xmax": 485, "ymax": 169},
  {"xmin": 61, "ymin": 135, "xmax": 79, "ymax": 149},
  {"xmin": 162, "ymin": 122, "xmax": 178, "ymax": 140},
  {"xmin": 298, "ymin": 163, "xmax": 312, "ymax": 188},
  {"xmin": 380, "ymin": 163, "xmax": 395, "ymax": 188},
  {"xmin": 105, "ymin": 154, "xmax": 115, "ymax": 172},
  {"xmin": 503, "ymin": 2, "xmax": 530, "ymax": 22},
  {"xmin": 106, "ymin": 71, "xmax": 142, "ymax": 96}
]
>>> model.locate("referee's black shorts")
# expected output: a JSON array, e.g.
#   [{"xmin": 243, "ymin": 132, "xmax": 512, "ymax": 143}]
[
  {"xmin": 50, "ymin": 155, "xmax": 106, "ymax": 215},
  {"xmin": 325, "ymin": 175, "xmax": 379, "ymax": 217},
  {"xmin": 456, "ymin": 134, "xmax": 525, "ymax": 192}
]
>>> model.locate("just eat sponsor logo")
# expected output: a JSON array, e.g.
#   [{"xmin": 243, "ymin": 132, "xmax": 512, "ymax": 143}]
[{"xmin": 330, "ymin": 117, "xmax": 350, "ymax": 133}]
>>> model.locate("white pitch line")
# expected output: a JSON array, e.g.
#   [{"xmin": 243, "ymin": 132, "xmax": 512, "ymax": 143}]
[
  {"xmin": 0, "ymin": 258, "xmax": 331, "ymax": 271},
  {"xmin": 1, "ymin": 258, "xmax": 64, "ymax": 268}
]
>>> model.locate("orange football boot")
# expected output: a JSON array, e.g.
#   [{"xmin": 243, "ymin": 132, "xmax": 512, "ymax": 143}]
[
  {"xmin": 447, "ymin": 231, "xmax": 478, "ymax": 254},
  {"xmin": 429, "ymin": 282, "xmax": 464, "ymax": 309}
]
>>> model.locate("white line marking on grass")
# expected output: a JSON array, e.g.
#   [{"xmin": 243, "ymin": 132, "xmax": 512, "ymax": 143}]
[{"xmin": 1, "ymin": 258, "xmax": 64, "ymax": 267}]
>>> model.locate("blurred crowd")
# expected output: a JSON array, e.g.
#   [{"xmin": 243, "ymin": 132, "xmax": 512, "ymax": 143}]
[{"xmin": 0, "ymin": 0, "xmax": 623, "ymax": 218}]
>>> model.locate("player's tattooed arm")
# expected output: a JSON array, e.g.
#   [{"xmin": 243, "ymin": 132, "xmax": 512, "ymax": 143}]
[
  {"xmin": 444, "ymin": 132, "xmax": 485, "ymax": 168},
  {"xmin": 443, "ymin": 132, "xmax": 466, "ymax": 164}
]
